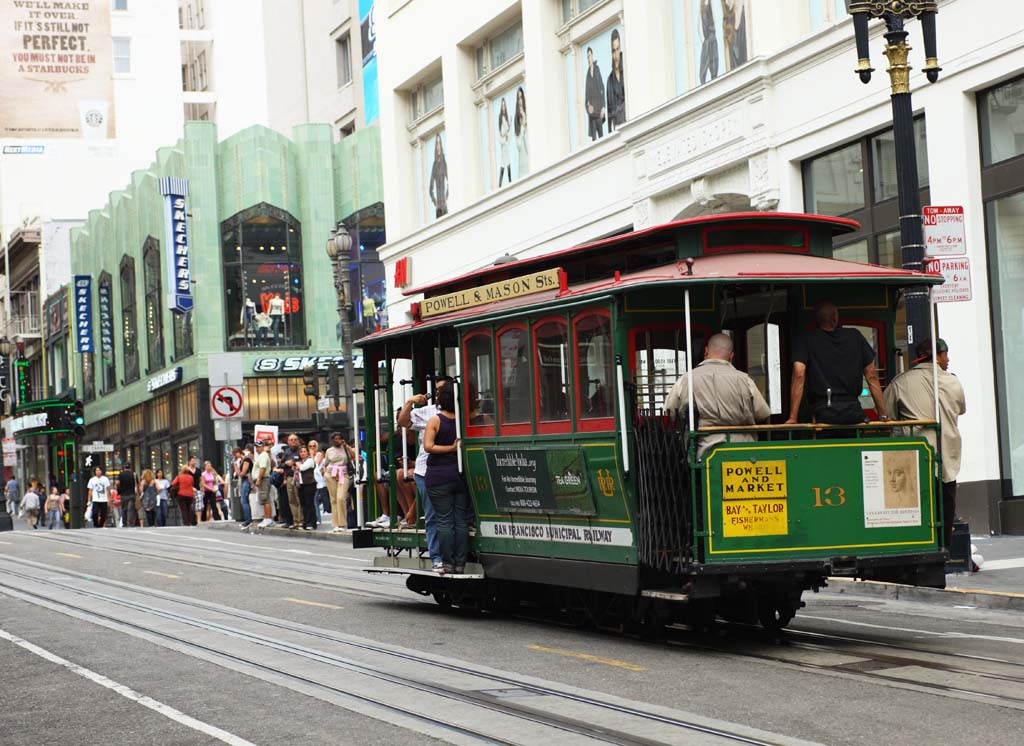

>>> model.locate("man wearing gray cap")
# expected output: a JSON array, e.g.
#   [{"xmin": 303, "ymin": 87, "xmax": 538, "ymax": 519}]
[
  {"xmin": 251, "ymin": 439, "xmax": 275, "ymax": 528},
  {"xmin": 884, "ymin": 338, "xmax": 966, "ymax": 549}
]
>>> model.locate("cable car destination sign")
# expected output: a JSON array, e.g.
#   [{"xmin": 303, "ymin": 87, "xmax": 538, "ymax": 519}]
[{"xmin": 420, "ymin": 267, "xmax": 560, "ymax": 319}]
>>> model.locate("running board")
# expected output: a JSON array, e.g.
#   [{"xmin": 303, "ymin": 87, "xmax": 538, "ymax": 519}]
[
  {"xmin": 640, "ymin": 589, "xmax": 691, "ymax": 602},
  {"xmin": 365, "ymin": 556, "xmax": 485, "ymax": 580}
]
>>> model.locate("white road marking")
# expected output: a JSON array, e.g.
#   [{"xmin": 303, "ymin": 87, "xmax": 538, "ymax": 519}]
[
  {"xmin": 282, "ymin": 597, "xmax": 343, "ymax": 610},
  {"xmin": 0, "ymin": 628, "xmax": 260, "ymax": 746},
  {"xmin": 800, "ymin": 615, "xmax": 1024, "ymax": 645},
  {"xmin": 135, "ymin": 532, "xmax": 372, "ymax": 562},
  {"xmin": 979, "ymin": 557, "xmax": 1024, "ymax": 571}
]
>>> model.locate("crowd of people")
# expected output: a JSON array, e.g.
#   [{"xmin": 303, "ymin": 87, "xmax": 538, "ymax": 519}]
[{"xmin": 5, "ymin": 477, "xmax": 69, "ymax": 530}]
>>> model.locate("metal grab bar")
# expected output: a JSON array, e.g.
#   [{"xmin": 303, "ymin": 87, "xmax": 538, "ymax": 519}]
[{"xmin": 695, "ymin": 419, "xmax": 938, "ymax": 433}]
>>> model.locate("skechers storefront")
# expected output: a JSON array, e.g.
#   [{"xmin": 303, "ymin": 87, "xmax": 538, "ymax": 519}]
[{"xmin": 70, "ymin": 122, "xmax": 384, "ymax": 515}]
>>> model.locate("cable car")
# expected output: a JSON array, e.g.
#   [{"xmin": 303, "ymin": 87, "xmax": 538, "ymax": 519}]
[{"xmin": 354, "ymin": 212, "xmax": 947, "ymax": 631}]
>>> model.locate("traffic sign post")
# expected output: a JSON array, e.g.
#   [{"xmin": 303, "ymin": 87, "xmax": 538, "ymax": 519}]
[
  {"xmin": 924, "ymin": 256, "xmax": 972, "ymax": 303},
  {"xmin": 211, "ymin": 385, "xmax": 244, "ymax": 419},
  {"xmin": 923, "ymin": 205, "xmax": 967, "ymax": 257}
]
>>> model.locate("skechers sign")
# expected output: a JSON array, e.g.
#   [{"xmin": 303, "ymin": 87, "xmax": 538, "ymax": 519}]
[
  {"xmin": 74, "ymin": 275, "xmax": 94, "ymax": 353},
  {"xmin": 159, "ymin": 177, "xmax": 194, "ymax": 314},
  {"xmin": 252, "ymin": 355, "xmax": 364, "ymax": 373}
]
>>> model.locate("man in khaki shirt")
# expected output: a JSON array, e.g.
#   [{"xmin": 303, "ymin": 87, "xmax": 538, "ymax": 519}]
[
  {"xmin": 883, "ymin": 338, "xmax": 966, "ymax": 549},
  {"xmin": 664, "ymin": 333, "xmax": 771, "ymax": 459}
]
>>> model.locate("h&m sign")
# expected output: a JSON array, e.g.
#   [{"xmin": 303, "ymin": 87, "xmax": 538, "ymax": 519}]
[{"xmin": 160, "ymin": 177, "xmax": 194, "ymax": 314}]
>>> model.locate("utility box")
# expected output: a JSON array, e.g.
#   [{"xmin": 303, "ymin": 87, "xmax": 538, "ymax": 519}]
[{"xmin": 945, "ymin": 521, "xmax": 971, "ymax": 574}]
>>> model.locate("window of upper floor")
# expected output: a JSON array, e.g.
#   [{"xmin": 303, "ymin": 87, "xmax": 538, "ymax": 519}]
[
  {"xmin": 113, "ymin": 37, "xmax": 131, "ymax": 74},
  {"xmin": 411, "ymin": 75, "xmax": 444, "ymax": 121},
  {"xmin": 561, "ymin": 0, "xmax": 608, "ymax": 25},
  {"xmin": 808, "ymin": 0, "xmax": 850, "ymax": 33},
  {"xmin": 336, "ymin": 33, "xmax": 353, "ymax": 88},
  {"xmin": 476, "ymin": 21, "xmax": 523, "ymax": 80}
]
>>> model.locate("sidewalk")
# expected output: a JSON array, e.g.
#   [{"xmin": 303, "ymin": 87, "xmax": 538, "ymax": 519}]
[{"xmin": 206, "ymin": 520, "xmax": 1024, "ymax": 611}]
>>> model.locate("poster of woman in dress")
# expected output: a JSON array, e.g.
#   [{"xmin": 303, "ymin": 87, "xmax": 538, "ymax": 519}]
[
  {"xmin": 426, "ymin": 130, "xmax": 448, "ymax": 219},
  {"xmin": 491, "ymin": 86, "xmax": 529, "ymax": 189},
  {"xmin": 580, "ymin": 25, "xmax": 625, "ymax": 143}
]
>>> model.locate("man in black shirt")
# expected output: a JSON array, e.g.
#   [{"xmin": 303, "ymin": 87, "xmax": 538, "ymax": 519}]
[
  {"xmin": 786, "ymin": 301, "xmax": 888, "ymax": 428},
  {"xmin": 117, "ymin": 464, "xmax": 138, "ymax": 528}
]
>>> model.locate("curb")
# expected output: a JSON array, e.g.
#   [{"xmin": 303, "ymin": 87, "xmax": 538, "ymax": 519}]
[
  {"xmin": 825, "ymin": 577, "xmax": 1024, "ymax": 612},
  {"xmin": 204, "ymin": 521, "xmax": 354, "ymax": 544}
]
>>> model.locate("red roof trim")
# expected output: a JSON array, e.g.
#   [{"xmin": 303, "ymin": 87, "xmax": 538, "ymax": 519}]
[{"xmin": 401, "ymin": 212, "xmax": 860, "ymax": 297}]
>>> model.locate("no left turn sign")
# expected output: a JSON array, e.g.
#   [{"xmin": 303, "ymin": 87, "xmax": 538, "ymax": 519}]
[{"xmin": 211, "ymin": 385, "xmax": 244, "ymax": 419}]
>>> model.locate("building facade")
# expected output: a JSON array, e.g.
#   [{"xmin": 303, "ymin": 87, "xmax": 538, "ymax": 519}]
[
  {"xmin": 375, "ymin": 0, "xmax": 1024, "ymax": 533},
  {"xmin": 178, "ymin": 0, "xmax": 379, "ymax": 141},
  {"xmin": 67, "ymin": 121, "xmax": 384, "ymax": 494}
]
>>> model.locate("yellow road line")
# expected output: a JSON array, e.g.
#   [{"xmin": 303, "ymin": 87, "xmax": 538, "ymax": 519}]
[
  {"xmin": 56, "ymin": 552, "xmax": 82, "ymax": 559},
  {"xmin": 527, "ymin": 644, "xmax": 647, "ymax": 671},
  {"xmin": 283, "ymin": 597, "xmax": 343, "ymax": 610},
  {"xmin": 143, "ymin": 571, "xmax": 179, "ymax": 580},
  {"xmin": 0, "ymin": 540, "xmax": 12, "ymax": 545},
  {"xmin": 947, "ymin": 586, "xmax": 1024, "ymax": 599}
]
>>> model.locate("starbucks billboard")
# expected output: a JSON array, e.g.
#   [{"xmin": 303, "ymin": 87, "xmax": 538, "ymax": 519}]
[{"xmin": 0, "ymin": 0, "xmax": 115, "ymax": 139}]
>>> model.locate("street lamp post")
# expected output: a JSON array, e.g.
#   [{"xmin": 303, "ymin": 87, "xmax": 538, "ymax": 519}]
[
  {"xmin": 850, "ymin": 1, "xmax": 941, "ymax": 355},
  {"xmin": 326, "ymin": 224, "xmax": 355, "ymax": 437}
]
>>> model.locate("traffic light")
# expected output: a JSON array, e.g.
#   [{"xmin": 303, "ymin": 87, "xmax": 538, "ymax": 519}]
[
  {"xmin": 71, "ymin": 400, "xmax": 85, "ymax": 436},
  {"xmin": 302, "ymin": 366, "xmax": 319, "ymax": 398},
  {"xmin": 326, "ymin": 361, "xmax": 341, "ymax": 409}
]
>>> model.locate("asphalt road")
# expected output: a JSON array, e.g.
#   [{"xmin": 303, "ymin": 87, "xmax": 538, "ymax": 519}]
[{"xmin": 1, "ymin": 526, "xmax": 1022, "ymax": 746}]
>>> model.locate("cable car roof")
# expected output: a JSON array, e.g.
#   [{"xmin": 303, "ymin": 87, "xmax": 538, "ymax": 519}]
[
  {"xmin": 360, "ymin": 248, "xmax": 943, "ymax": 346},
  {"xmin": 401, "ymin": 212, "xmax": 860, "ymax": 298}
]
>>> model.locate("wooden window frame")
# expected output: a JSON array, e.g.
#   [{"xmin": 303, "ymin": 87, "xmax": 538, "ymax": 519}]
[
  {"xmin": 495, "ymin": 322, "xmax": 532, "ymax": 436},
  {"xmin": 572, "ymin": 309, "xmax": 615, "ymax": 432},
  {"xmin": 461, "ymin": 330, "xmax": 497, "ymax": 438},
  {"xmin": 532, "ymin": 316, "xmax": 572, "ymax": 435}
]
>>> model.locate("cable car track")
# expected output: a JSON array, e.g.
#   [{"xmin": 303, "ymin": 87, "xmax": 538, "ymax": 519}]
[{"xmin": 0, "ymin": 560, "xmax": 787, "ymax": 746}]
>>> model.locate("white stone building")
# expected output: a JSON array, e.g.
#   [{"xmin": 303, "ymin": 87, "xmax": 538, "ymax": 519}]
[{"xmin": 375, "ymin": 0, "xmax": 1024, "ymax": 533}]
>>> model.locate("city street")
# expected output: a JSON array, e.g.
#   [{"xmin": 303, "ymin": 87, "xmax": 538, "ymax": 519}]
[{"xmin": 2, "ymin": 526, "xmax": 1022, "ymax": 746}]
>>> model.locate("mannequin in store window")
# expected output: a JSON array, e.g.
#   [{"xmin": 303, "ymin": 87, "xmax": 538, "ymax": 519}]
[
  {"xmin": 241, "ymin": 297, "xmax": 257, "ymax": 346},
  {"xmin": 268, "ymin": 293, "xmax": 286, "ymax": 344}
]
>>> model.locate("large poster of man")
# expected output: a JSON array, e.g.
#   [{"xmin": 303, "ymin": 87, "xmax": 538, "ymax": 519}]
[
  {"xmin": 691, "ymin": 0, "xmax": 748, "ymax": 87},
  {"xmin": 0, "ymin": 0, "xmax": 115, "ymax": 138},
  {"xmin": 492, "ymin": 84, "xmax": 528, "ymax": 190},
  {"xmin": 580, "ymin": 25, "xmax": 625, "ymax": 143},
  {"xmin": 424, "ymin": 129, "xmax": 448, "ymax": 222}
]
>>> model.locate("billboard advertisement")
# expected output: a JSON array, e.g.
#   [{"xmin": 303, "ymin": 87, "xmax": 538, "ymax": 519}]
[{"xmin": 0, "ymin": 0, "xmax": 115, "ymax": 139}]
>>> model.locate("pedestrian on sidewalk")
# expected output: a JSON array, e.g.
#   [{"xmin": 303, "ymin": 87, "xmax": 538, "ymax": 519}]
[
  {"xmin": 234, "ymin": 447, "xmax": 253, "ymax": 527},
  {"xmin": 170, "ymin": 466, "xmax": 196, "ymax": 526},
  {"xmin": 251, "ymin": 439, "xmax": 275, "ymax": 529},
  {"xmin": 297, "ymin": 446, "xmax": 318, "ymax": 531},
  {"xmin": 884, "ymin": 338, "xmax": 967, "ymax": 549},
  {"xmin": 117, "ymin": 464, "xmax": 138, "ymax": 528},
  {"xmin": 45, "ymin": 487, "xmax": 62, "ymax": 530},
  {"xmin": 322, "ymin": 433, "xmax": 353, "ymax": 533},
  {"xmin": 109, "ymin": 487, "xmax": 122, "ymax": 528},
  {"xmin": 86, "ymin": 467, "xmax": 110, "ymax": 528},
  {"xmin": 139, "ymin": 469, "xmax": 158, "ymax": 527},
  {"xmin": 309, "ymin": 440, "xmax": 328, "ymax": 522},
  {"xmin": 21, "ymin": 484, "xmax": 40, "ymax": 529},
  {"xmin": 199, "ymin": 462, "xmax": 224, "ymax": 522},
  {"xmin": 154, "ymin": 469, "xmax": 170, "ymax": 527},
  {"xmin": 4, "ymin": 475, "xmax": 19, "ymax": 516},
  {"xmin": 277, "ymin": 433, "xmax": 303, "ymax": 528}
]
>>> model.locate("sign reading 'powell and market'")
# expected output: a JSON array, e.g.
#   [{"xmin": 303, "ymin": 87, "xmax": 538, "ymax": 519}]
[{"xmin": 159, "ymin": 177, "xmax": 194, "ymax": 314}]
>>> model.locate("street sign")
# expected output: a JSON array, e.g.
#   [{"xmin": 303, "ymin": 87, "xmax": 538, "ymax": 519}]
[
  {"xmin": 925, "ymin": 257, "xmax": 972, "ymax": 303},
  {"xmin": 317, "ymin": 396, "xmax": 331, "ymax": 412},
  {"xmin": 81, "ymin": 441, "xmax": 114, "ymax": 454},
  {"xmin": 214, "ymin": 418, "xmax": 243, "ymax": 442},
  {"xmin": 211, "ymin": 385, "xmax": 244, "ymax": 419},
  {"xmin": 254, "ymin": 424, "xmax": 279, "ymax": 447},
  {"xmin": 923, "ymin": 205, "xmax": 966, "ymax": 257},
  {"xmin": 207, "ymin": 353, "xmax": 243, "ymax": 386}
]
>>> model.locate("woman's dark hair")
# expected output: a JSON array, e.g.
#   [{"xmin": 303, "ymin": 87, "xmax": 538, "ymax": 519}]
[
  {"xmin": 436, "ymin": 383, "xmax": 456, "ymax": 412},
  {"xmin": 498, "ymin": 97, "xmax": 509, "ymax": 129},
  {"xmin": 514, "ymin": 86, "xmax": 526, "ymax": 136}
]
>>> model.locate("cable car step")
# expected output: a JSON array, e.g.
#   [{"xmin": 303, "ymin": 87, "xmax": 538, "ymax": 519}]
[
  {"xmin": 640, "ymin": 589, "xmax": 691, "ymax": 602},
  {"xmin": 365, "ymin": 556, "xmax": 485, "ymax": 580}
]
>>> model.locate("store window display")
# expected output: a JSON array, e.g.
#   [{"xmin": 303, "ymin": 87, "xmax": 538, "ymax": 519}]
[{"xmin": 222, "ymin": 204, "xmax": 304, "ymax": 350}]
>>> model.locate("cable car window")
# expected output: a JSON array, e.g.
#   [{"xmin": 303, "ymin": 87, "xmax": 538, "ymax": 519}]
[
  {"xmin": 534, "ymin": 319, "xmax": 571, "ymax": 429},
  {"xmin": 632, "ymin": 327, "xmax": 690, "ymax": 411},
  {"xmin": 497, "ymin": 324, "xmax": 531, "ymax": 427},
  {"xmin": 574, "ymin": 312, "xmax": 613, "ymax": 422},
  {"xmin": 463, "ymin": 332, "xmax": 495, "ymax": 430}
]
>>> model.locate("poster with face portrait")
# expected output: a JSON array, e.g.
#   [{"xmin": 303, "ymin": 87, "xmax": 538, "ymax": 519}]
[
  {"xmin": 579, "ymin": 25, "xmax": 625, "ymax": 144},
  {"xmin": 422, "ymin": 128, "xmax": 448, "ymax": 223},
  {"xmin": 687, "ymin": 0, "xmax": 749, "ymax": 88},
  {"xmin": 861, "ymin": 450, "xmax": 922, "ymax": 528},
  {"xmin": 491, "ymin": 84, "xmax": 529, "ymax": 190}
]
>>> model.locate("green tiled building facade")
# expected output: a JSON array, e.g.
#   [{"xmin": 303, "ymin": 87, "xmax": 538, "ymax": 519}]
[{"xmin": 69, "ymin": 121, "xmax": 384, "ymax": 482}]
